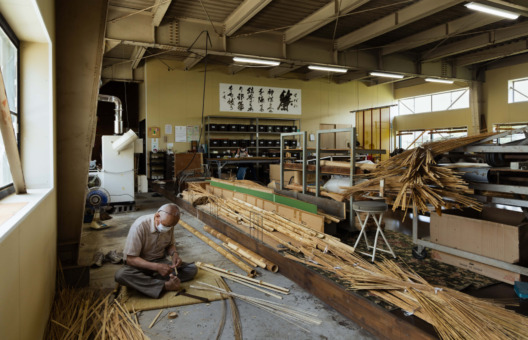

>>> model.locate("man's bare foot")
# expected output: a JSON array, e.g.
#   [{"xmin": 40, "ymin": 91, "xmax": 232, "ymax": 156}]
[{"xmin": 164, "ymin": 274, "xmax": 181, "ymax": 291}]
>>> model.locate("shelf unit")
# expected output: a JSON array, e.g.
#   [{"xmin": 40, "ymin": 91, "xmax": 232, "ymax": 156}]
[
  {"xmin": 205, "ymin": 115, "xmax": 301, "ymax": 160},
  {"xmin": 149, "ymin": 151, "xmax": 167, "ymax": 180}
]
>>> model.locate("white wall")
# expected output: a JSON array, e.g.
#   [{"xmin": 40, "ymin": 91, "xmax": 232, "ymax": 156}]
[{"xmin": 0, "ymin": 0, "xmax": 56, "ymax": 339}]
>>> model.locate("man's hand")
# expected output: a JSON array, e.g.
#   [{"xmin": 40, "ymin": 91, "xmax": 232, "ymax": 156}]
[
  {"xmin": 172, "ymin": 254, "xmax": 182, "ymax": 268},
  {"xmin": 157, "ymin": 263, "xmax": 176, "ymax": 277}
]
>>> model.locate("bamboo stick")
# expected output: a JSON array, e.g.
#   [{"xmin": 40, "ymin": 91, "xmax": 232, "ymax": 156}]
[
  {"xmin": 149, "ymin": 309, "xmax": 164, "ymax": 329},
  {"xmin": 217, "ymin": 278, "xmax": 242, "ymax": 340},
  {"xmin": 179, "ymin": 220, "xmax": 257, "ymax": 277},
  {"xmin": 204, "ymin": 225, "xmax": 279, "ymax": 272},
  {"xmin": 196, "ymin": 262, "xmax": 289, "ymax": 293}
]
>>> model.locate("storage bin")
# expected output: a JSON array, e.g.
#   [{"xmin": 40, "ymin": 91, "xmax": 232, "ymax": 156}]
[
  {"xmin": 206, "ymin": 124, "xmax": 218, "ymax": 131},
  {"xmin": 218, "ymin": 124, "xmax": 228, "ymax": 131},
  {"xmin": 228, "ymin": 124, "xmax": 240, "ymax": 131},
  {"xmin": 238, "ymin": 125, "xmax": 248, "ymax": 132}
]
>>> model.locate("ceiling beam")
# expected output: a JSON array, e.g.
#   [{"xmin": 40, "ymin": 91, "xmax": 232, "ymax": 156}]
[
  {"xmin": 228, "ymin": 64, "xmax": 247, "ymax": 74},
  {"xmin": 105, "ymin": 39, "xmax": 121, "ymax": 54},
  {"xmin": 184, "ymin": 53, "xmax": 205, "ymax": 70},
  {"xmin": 152, "ymin": 0, "xmax": 173, "ymax": 27},
  {"xmin": 336, "ymin": 0, "xmax": 464, "ymax": 51},
  {"xmin": 335, "ymin": 70, "xmax": 370, "ymax": 83},
  {"xmin": 269, "ymin": 64, "xmax": 303, "ymax": 77},
  {"xmin": 305, "ymin": 71, "xmax": 328, "ymax": 80},
  {"xmin": 224, "ymin": 0, "xmax": 272, "ymax": 36},
  {"xmin": 423, "ymin": 21, "xmax": 528, "ymax": 62},
  {"xmin": 284, "ymin": 0, "xmax": 369, "ymax": 45},
  {"xmin": 382, "ymin": 13, "xmax": 501, "ymax": 56},
  {"xmin": 131, "ymin": 46, "xmax": 146, "ymax": 69},
  {"xmin": 456, "ymin": 39, "xmax": 528, "ymax": 66}
]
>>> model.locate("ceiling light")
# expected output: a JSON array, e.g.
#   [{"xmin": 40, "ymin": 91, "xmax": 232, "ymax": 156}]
[
  {"xmin": 425, "ymin": 78, "xmax": 454, "ymax": 84},
  {"xmin": 465, "ymin": 2, "xmax": 520, "ymax": 20},
  {"xmin": 232, "ymin": 57, "xmax": 280, "ymax": 66},
  {"xmin": 308, "ymin": 65, "xmax": 348, "ymax": 73},
  {"xmin": 369, "ymin": 71, "xmax": 404, "ymax": 79}
]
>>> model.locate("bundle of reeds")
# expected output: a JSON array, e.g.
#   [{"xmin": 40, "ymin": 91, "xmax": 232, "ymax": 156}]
[
  {"xmin": 193, "ymin": 179, "xmax": 528, "ymax": 339},
  {"xmin": 342, "ymin": 132, "xmax": 499, "ymax": 214},
  {"xmin": 46, "ymin": 288, "xmax": 147, "ymax": 340},
  {"xmin": 285, "ymin": 245, "xmax": 528, "ymax": 340}
]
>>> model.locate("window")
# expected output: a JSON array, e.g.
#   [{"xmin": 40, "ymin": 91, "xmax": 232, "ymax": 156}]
[
  {"xmin": 494, "ymin": 123, "xmax": 528, "ymax": 144},
  {"xmin": 397, "ymin": 88, "xmax": 470, "ymax": 115},
  {"xmin": 397, "ymin": 127, "xmax": 468, "ymax": 149},
  {"xmin": 508, "ymin": 78, "xmax": 528, "ymax": 103},
  {"xmin": 0, "ymin": 14, "xmax": 19, "ymax": 198}
]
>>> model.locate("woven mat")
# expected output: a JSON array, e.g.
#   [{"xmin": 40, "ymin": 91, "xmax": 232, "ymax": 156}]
[{"xmin": 118, "ymin": 268, "xmax": 225, "ymax": 312}]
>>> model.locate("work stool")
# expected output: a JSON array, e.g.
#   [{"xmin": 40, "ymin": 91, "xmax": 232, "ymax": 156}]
[{"xmin": 353, "ymin": 200, "xmax": 396, "ymax": 262}]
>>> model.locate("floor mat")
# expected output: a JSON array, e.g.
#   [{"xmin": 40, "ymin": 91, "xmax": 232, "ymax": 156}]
[{"xmin": 118, "ymin": 268, "xmax": 226, "ymax": 312}]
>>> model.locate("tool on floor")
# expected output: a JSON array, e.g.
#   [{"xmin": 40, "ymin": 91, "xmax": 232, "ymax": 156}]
[{"xmin": 174, "ymin": 288, "xmax": 210, "ymax": 303}]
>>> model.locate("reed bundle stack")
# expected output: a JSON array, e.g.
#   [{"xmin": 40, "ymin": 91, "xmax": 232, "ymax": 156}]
[
  {"xmin": 46, "ymin": 288, "xmax": 147, "ymax": 340},
  {"xmin": 189, "ymin": 178, "xmax": 528, "ymax": 339},
  {"xmin": 285, "ymin": 245, "xmax": 528, "ymax": 339},
  {"xmin": 342, "ymin": 132, "xmax": 499, "ymax": 214}
]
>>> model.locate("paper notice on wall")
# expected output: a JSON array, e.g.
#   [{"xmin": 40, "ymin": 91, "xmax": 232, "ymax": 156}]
[
  {"xmin": 175, "ymin": 126, "xmax": 186, "ymax": 142},
  {"xmin": 186, "ymin": 125, "xmax": 200, "ymax": 142},
  {"xmin": 151, "ymin": 138, "xmax": 159, "ymax": 152},
  {"xmin": 165, "ymin": 124, "xmax": 173, "ymax": 134}
]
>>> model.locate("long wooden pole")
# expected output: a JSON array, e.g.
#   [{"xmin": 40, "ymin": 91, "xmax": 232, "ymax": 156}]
[
  {"xmin": 0, "ymin": 68, "xmax": 26, "ymax": 193},
  {"xmin": 178, "ymin": 220, "xmax": 257, "ymax": 277},
  {"xmin": 205, "ymin": 225, "xmax": 279, "ymax": 272}
]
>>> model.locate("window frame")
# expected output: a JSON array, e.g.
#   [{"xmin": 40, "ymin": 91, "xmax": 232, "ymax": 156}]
[
  {"xmin": 508, "ymin": 77, "xmax": 528, "ymax": 103},
  {"xmin": 0, "ymin": 12, "xmax": 20, "ymax": 198},
  {"xmin": 397, "ymin": 88, "xmax": 470, "ymax": 115}
]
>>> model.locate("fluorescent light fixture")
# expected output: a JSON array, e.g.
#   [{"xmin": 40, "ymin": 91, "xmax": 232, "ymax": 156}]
[
  {"xmin": 308, "ymin": 65, "xmax": 348, "ymax": 73},
  {"xmin": 232, "ymin": 57, "xmax": 280, "ymax": 66},
  {"xmin": 425, "ymin": 78, "xmax": 454, "ymax": 84},
  {"xmin": 369, "ymin": 71, "xmax": 404, "ymax": 79},
  {"xmin": 465, "ymin": 2, "xmax": 519, "ymax": 20}
]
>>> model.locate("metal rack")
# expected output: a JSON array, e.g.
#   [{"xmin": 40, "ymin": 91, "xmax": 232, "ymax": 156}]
[{"xmin": 413, "ymin": 128, "xmax": 528, "ymax": 276}]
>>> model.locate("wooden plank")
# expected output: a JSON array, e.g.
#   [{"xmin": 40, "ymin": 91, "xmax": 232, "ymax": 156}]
[
  {"xmin": 275, "ymin": 190, "xmax": 346, "ymax": 219},
  {"xmin": 208, "ymin": 185, "xmax": 325, "ymax": 232},
  {"xmin": 210, "ymin": 180, "xmax": 318, "ymax": 213},
  {"xmin": 162, "ymin": 191, "xmax": 436, "ymax": 340},
  {"xmin": 284, "ymin": 163, "xmax": 351, "ymax": 176},
  {"xmin": 174, "ymin": 152, "xmax": 203, "ymax": 174}
]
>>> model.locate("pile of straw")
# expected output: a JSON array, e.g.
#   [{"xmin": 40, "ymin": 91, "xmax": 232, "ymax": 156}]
[
  {"xmin": 286, "ymin": 245, "xmax": 528, "ymax": 339},
  {"xmin": 341, "ymin": 132, "xmax": 499, "ymax": 214},
  {"xmin": 46, "ymin": 287, "xmax": 147, "ymax": 340},
  {"xmin": 189, "ymin": 180, "xmax": 528, "ymax": 339}
]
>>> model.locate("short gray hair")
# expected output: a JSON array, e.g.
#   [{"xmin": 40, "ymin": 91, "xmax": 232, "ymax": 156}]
[{"xmin": 158, "ymin": 203, "xmax": 180, "ymax": 217}]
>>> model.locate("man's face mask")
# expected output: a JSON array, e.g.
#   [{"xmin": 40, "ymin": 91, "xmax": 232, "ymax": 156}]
[{"xmin": 156, "ymin": 222, "xmax": 172, "ymax": 233}]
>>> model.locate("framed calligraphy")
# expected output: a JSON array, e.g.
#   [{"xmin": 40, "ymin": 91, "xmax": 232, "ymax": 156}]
[{"xmin": 219, "ymin": 83, "xmax": 301, "ymax": 115}]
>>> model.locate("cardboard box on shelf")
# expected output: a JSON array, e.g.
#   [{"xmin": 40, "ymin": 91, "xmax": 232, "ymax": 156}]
[
  {"xmin": 430, "ymin": 207, "xmax": 528, "ymax": 264},
  {"xmin": 269, "ymin": 164, "xmax": 315, "ymax": 185},
  {"xmin": 431, "ymin": 250, "xmax": 520, "ymax": 285}
]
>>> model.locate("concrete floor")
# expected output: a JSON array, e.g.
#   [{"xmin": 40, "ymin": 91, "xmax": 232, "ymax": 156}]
[{"xmin": 79, "ymin": 193, "xmax": 376, "ymax": 340}]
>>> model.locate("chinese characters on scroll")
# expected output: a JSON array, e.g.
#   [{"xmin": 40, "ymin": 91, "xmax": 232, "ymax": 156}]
[{"xmin": 220, "ymin": 83, "xmax": 301, "ymax": 115}]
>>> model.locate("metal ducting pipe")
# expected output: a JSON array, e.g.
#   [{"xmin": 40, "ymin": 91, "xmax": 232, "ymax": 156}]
[{"xmin": 98, "ymin": 94, "xmax": 123, "ymax": 135}]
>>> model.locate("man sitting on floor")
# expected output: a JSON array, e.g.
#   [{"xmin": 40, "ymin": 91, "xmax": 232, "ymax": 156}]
[{"xmin": 115, "ymin": 203, "xmax": 197, "ymax": 298}]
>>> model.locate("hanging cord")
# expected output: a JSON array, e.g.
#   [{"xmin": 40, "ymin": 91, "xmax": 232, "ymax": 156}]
[{"xmin": 174, "ymin": 30, "xmax": 212, "ymax": 185}]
